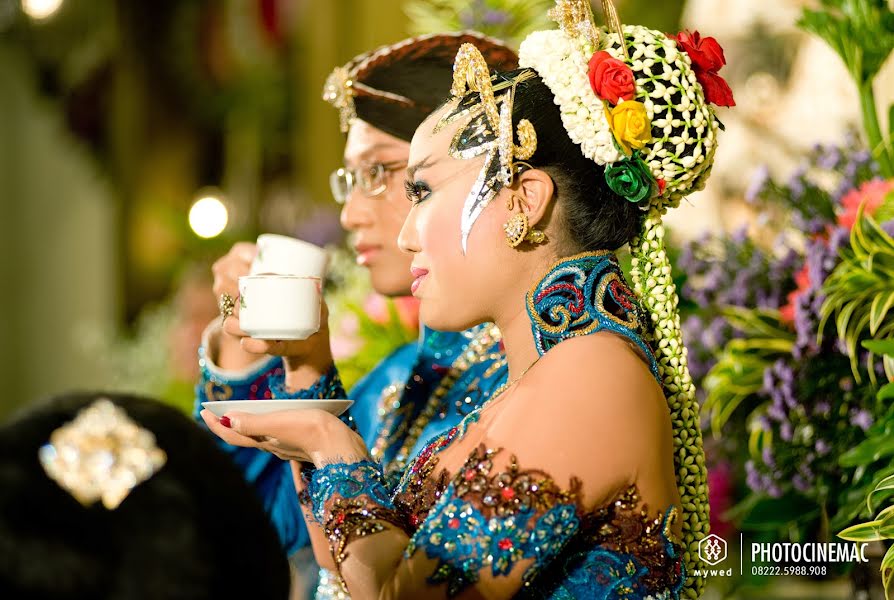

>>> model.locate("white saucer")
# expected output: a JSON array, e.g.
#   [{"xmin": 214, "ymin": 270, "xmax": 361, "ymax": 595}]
[{"xmin": 201, "ymin": 399, "xmax": 353, "ymax": 417}]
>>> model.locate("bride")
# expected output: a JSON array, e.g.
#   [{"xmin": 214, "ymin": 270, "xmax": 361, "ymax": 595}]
[{"xmin": 203, "ymin": 1, "xmax": 730, "ymax": 597}]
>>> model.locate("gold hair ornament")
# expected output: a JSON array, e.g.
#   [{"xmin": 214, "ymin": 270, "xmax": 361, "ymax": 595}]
[
  {"xmin": 38, "ymin": 398, "xmax": 167, "ymax": 510},
  {"xmin": 444, "ymin": 44, "xmax": 538, "ymax": 253},
  {"xmin": 322, "ymin": 66, "xmax": 415, "ymax": 133},
  {"xmin": 548, "ymin": 0, "xmax": 600, "ymax": 51},
  {"xmin": 322, "ymin": 67, "xmax": 355, "ymax": 133},
  {"xmin": 600, "ymin": 0, "xmax": 629, "ymax": 59}
]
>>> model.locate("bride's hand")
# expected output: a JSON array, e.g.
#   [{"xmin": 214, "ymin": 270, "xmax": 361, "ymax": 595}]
[{"xmin": 200, "ymin": 408, "xmax": 368, "ymax": 466}]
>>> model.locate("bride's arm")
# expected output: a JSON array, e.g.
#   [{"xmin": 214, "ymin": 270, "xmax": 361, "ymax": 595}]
[{"xmin": 203, "ymin": 335, "xmax": 672, "ymax": 599}]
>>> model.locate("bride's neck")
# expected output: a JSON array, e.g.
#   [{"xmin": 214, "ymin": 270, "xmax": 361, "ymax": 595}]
[
  {"xmin": 493, "ymin": 303, "xmax": 541, "ymax": 381},
  {"xmin": 490, "ymin": 252, "xmax": 555, "ymax": 380}
]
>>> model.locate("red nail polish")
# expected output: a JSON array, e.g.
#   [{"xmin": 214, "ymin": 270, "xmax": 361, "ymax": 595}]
[{"xmin": 220, "ymin": 416, "xmax": 232, "ymax": 428}]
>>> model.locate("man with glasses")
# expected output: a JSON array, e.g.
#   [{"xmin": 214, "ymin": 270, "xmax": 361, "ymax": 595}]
[{"xmin": 195, "ymin": 32, "xmax": 516, "ymax": 599}]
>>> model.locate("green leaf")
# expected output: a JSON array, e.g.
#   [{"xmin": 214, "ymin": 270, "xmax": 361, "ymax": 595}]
[
  {"xmin": 863, "ymin": 339, "xmax": 894, "ymax": 357},
  {"xmin": 870, "ymin": 473, "xmax": 894, "ymax": 512},
  {"xmin": 738, "ymin": 493, "xmax": 819, "ymax": 531},
  {"xmin": 839, "ymin": 520, "xmax": 885, "ymax": 542},
  {"xmin": 879, "ymin": 382, "xmax": 894, "ymax": 401},
  {"xmin": 881, "ymin": 542, "xmax": 894, "ymax": 578},
  {"xmin": 840, "ymin": 436, "xmax": 894, "ymax": 468},
  {"xmin": 871, "ymin": 291, "xmax": 894, "ymax": 335}
]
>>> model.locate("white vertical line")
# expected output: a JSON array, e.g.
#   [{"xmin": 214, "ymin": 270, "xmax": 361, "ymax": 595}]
[{"xmin": 740, "ymin": 533, "xmax": 744, "ymax": 575}]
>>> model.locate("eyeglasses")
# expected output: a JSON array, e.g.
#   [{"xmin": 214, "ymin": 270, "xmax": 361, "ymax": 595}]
[{"xmin": 329, "ymin": 160, "xmax": 408, "ymax": 204}]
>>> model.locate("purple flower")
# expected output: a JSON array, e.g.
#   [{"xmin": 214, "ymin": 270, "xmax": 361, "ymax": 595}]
[
  {"xmin": 850, "ymin": 409, "xmax": 874, "ymax": 431},
  {"xmin": 817, "ymin": 146, "xmax": 842, "ymax": 170},
  {"xmin": 745, "ymin": 165, "xmax": 770, "ymax": 203},
  {"xmin": 746, "ymin": 460, "xmax": 762, "ymax": 491},
  {"xmin": 815, "ymin": 440, "xmax": 830, "ymax": 456},
  {"xmin": 482, "ymin": 9, "xmax": 510, "ymax": 25},
  {"xmin": 787, "ymin": 166, "xmax": 808, "ymax": 199},
  {"xmin": 781, "ymin": 421, "xmax": 794, "ymax": 441}
]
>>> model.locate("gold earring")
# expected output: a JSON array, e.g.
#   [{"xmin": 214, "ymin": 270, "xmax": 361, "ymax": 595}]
[
  {"xmin": 504, "ymin": 212, "xmax": 529, "ymax": 248},
  {"xmin": 525, "ymin": 228, "xmax": 546, "ymax": 244}
]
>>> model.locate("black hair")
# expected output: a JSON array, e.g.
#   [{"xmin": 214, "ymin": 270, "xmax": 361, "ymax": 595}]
[
  {"xmin": 502, "ymin": 68, "xmax": 643, "ymax": 252},
  {"xmin": 346, "ymin": 33, "xmax": 518, "ymax": 141},
  {"xmin": 0, "ymin": 392, "xmax": 290, "ymax": 600}
]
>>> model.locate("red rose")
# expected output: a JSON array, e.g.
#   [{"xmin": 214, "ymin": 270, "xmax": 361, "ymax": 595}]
[
  {"xmin": 671, "ymin": 29, "xmax": 736, "ymax": 107},
  {"xmin": 673, "ymin": 30, "xmax": 726, "ymax": 72},
  {"xmin": 698, "ymin": 70, "xmax": 736, "ymax": 107},
  {"xmin": 588, "ymin": 51, "xmax": 636, "ymax": 103}
]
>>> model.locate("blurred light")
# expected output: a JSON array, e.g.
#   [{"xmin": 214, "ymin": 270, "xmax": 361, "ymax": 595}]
[
  {"xmin": 189, "ymin": 195, "xmax": 228, "ymax": 239},
  {"xmin": 21, "ymin": 0, "xmax": 63, "ymax": 20}
]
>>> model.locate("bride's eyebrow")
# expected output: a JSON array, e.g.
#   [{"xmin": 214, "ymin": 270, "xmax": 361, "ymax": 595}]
[{"xmin": 406, "ymin": 157, "xmax": 439, "ymax": 179}]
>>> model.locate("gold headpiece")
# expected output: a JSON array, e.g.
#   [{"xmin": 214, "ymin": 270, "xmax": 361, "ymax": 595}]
[
  {"xmin": 548, "ymin": 0, "xmax": 600, "ymax": 50},
  {"xmin": 322, "ymin": 63, "xmax": 418, "ymax": 134},
  {"xmin": 322, "ymin": 66, "xmax": 356, "ymax": 133},
  {"xmin": 38, "ymin": 399, "xmax": 167, "ymax": 510},
  {"xmin": 439, "ymin": 43, "xmax": 537, "ymax": 253}
]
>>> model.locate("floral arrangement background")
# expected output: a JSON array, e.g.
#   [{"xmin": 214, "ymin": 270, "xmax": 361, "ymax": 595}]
[{"xmin": 674, "ymin": 0, "xmax": 894, "ymax": 594}]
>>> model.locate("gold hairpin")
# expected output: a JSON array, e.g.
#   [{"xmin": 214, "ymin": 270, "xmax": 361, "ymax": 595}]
[
  {"xmin": 38, "ymin": 398, "xmax": 167, "ymax": 510},
  {"xmin": 322, "ymin": 66, "xmax": 356, "ymax": 133},
  {"xmin": 548, "ymin": 0, "xmax": 600, "ymax": 50},
  {"xmin": 323, "ymin": 66, "xmax": 416, "ymax": 133},
  {"xmin": 451, "ymin": 44, "xmax": 538, "ymax": 186},
  {"xmin": 601, "ymin": 0, "xmax": 629, "ymax": 60}
]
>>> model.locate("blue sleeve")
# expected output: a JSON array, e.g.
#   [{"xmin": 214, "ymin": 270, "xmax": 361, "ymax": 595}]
[{"xmin": 194, "ymin": 345, "xmax": 346, "ymax": 555}]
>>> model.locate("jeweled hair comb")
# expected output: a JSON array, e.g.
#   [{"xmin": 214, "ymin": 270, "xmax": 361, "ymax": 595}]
[{"xmin": 38, "ymin": 398, "xmax": 167, "ymax": 510}]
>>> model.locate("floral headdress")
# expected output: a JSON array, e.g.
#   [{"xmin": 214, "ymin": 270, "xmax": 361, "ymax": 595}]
[{"xmin": 519, "ymin": 0, "xmax": 733, "ymax": 210}]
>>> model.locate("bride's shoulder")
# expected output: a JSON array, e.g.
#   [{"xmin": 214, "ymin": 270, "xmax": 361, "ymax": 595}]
[
  {"xmin": 531, "ymin": 331, "xmax": 660, "ymax": 391},
  {"xmin": 507, "ymin": 332, "xmax": 666, "ymax": 430}
]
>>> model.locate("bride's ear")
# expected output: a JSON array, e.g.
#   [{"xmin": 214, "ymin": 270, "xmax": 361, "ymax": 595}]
[{"xmin": 512, "ymin": 168, "xmax": 555, "ymax": 229}]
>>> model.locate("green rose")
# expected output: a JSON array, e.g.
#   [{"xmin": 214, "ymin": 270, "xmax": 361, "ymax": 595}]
[{"xmin": 605, "ymin": 157, "xmax": 654, "ymax": 203}]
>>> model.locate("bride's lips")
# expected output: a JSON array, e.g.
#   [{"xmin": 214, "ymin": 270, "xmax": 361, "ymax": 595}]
[
  {"xmin": 353, "ymin": 243, "xmax": 381, "ymax": 266},
  {"xmin": 410, "ymin": 266, "xmax": 429, "ymax": 295}
]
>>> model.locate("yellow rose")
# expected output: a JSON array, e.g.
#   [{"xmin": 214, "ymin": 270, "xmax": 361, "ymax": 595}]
[{"xmin": 604, "ymin": 100, "xmax": 652, "ymax": 156}]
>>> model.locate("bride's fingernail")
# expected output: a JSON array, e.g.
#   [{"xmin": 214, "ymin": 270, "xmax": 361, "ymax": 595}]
[{"xmin": 220, "ymin": 416, "xmax": 232, "ymax": 428}]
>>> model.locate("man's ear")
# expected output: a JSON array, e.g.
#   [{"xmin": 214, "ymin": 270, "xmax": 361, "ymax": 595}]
[{"xmin": 511, "ymin": 168, "xmax": 555, "ymax": 228}]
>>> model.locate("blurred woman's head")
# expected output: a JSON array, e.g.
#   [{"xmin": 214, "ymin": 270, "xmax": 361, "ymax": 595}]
[
  {"xmin": 324, "ymin": 33, "xmax": 517, "ymax": 296},
  {"xmin": 0, "ymin": 392, "xmax": 290, "ymax": 599}
]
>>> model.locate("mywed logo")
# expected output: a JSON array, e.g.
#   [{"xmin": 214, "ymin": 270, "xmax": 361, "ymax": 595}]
[{"xmin": 699, "ymin": 534, "xmax": 728, "ymax": 566}]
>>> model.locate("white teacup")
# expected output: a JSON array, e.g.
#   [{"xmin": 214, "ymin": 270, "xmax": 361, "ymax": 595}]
[
  {"xmin": 251, "ymin": 234, "xmax": 328, "ymax": 278},
  {"xmin": 237, "ymin": 275, "xmax": 321, "ymax": 340}
]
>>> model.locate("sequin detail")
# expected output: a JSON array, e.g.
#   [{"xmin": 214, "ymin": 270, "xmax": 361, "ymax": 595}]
[
  {"xmin": 307, "ymin": 461, "xmax": 404, "ymax": 567},
  {"xmin": 269, "ymin": 364, "xmax": 346, "ymax": 400},
  {"xmin": 526, "ymin": 251, "xmax": 659, "ymax": 380},
  {"xmin": 394, "ymin": 445, "xmax": 684, "ymax": 599}
]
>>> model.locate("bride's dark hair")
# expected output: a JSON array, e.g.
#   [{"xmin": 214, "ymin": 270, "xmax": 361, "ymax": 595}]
[{"xmin": 499, "ymin": 68, "xmax": 644, "ymax": 253}]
